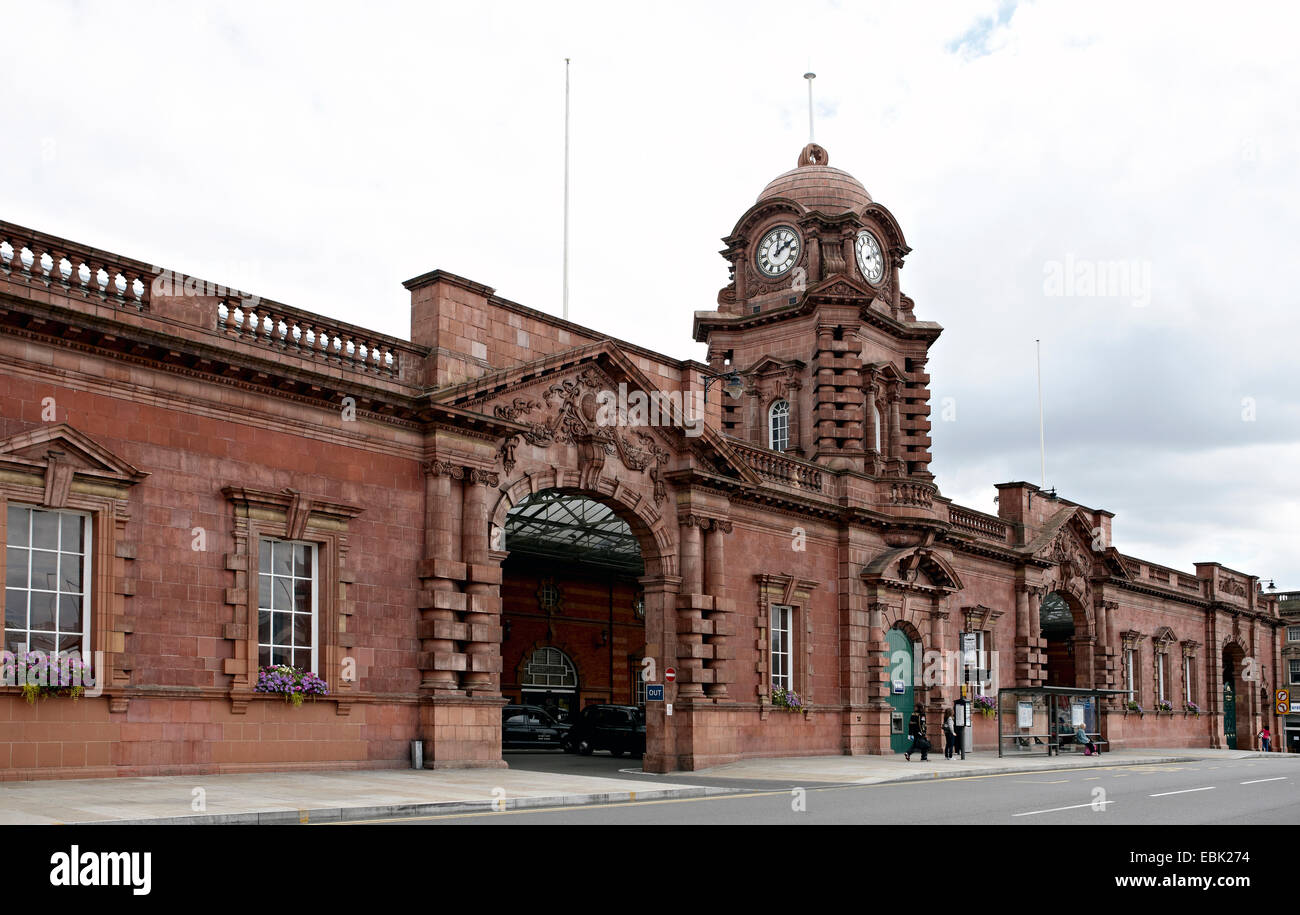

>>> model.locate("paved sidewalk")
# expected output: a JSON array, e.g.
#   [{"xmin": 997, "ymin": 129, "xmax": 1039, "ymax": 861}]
[
  {"xmin": 688, "ymin": 747, "xmax": 1281, "ymax": 785},
  {"xmin": 0, "ymin": 767, "xmax": 729, "ymax": 825},
  {"xmin": 0, "ymin": 748, "xmax": 1286, "ymax": 824}
]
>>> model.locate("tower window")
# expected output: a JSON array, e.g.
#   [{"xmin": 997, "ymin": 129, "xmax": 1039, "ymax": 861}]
[{"xmin": 769, "ymin": 399, "xmax": 790, "ymax": 452}]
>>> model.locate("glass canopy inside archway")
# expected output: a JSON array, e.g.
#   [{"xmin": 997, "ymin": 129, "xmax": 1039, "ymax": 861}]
[
  {"xmin": 1040, "ymin": 592, "xmax": 1074, "ymax": 634},
  {"xmin": 505, "ymin": 491, "xmax": 644, "ymax": 573}
]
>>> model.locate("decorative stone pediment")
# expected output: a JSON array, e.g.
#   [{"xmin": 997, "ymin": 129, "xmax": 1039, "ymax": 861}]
[
  {"xmin": 432, "ymin": 343, "xmax": 763, "ymax": 495},
  {"xmin": 0, "ymin": 423, "xmax": 147, "ymax": 507},
  {"xmin": 862, "ymin": 544, "xmax": 963, "ymax": 594}
]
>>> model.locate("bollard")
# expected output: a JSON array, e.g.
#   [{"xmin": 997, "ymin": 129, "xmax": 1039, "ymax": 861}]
[{"xmin": 411, "ymin": 739, "xmax": 424, "ymax": 770}]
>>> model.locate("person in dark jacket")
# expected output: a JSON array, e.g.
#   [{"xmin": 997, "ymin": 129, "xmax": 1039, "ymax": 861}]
[
  {"xmin": 905, "ymin": 712, "xmax": 929, "ymax": 761},
  {"xmin": 943, "ymin": 710, "xmax": 957, "ymax": 759}
]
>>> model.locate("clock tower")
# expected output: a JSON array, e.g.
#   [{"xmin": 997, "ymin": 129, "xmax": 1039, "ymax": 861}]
[{"xmin": 694, "ymin": 143, "xmax": 941, "ymax": 492}]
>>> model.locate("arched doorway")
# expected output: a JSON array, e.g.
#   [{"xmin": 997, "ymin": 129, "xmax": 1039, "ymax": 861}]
[
  {"xmin": 886, "ymin": 626, "xmax": 916, "ymax": 753},
  {"xmin": 1222, "ymin": 644, "xmax": 1242, "ymax": 750},
  {"xmin": 501, "ymin": 490, "xmax": 647, "ymax": 727},
  {"xmin": 1040, "ymin": 592, "xmax": 1076, "ymax": 686},
  {"xmin": 519, "ymin": 645, "xmax": 580, "ymax": 719}
]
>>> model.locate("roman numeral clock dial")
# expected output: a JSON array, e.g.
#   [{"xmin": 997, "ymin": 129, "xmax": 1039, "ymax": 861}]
[
  {"xmin": 756, "ymin": 225, "xmax": 801, "ymax": 277},
  {"xmin": 855, "ymin": 229, "xmax": 886, "ymax": 284}
]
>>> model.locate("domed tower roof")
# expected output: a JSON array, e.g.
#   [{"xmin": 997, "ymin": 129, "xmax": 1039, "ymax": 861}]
[{"xmin": 756, "ymin": 143, "xmax": 871, "ymax": 214}]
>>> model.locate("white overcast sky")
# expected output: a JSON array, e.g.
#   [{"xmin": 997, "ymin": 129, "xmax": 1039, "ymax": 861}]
[{"xmin": 3, "ymin": 0, "xmax": 1297, "ymax": 588}]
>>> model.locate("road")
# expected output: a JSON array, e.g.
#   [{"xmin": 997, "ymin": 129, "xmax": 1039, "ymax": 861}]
[{"xmin": 353, "ymin": 755, "xmax": 1299, "ymax": 825}]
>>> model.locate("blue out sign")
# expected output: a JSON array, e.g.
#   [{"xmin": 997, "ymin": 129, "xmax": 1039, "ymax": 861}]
[{"xmin": 646, "ymin": 684, "xmax": 665, "ymax": 702}]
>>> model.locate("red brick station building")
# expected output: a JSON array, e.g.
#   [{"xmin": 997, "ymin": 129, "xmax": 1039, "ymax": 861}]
[{"xmin": 0, "ymin": 144, "xmax": 1285, "ymax": 778}]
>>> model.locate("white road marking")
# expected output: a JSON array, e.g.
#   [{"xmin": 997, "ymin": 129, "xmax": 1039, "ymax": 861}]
[
  {"xmin": 1013, "ymin": 801, "xmax": 1115, "ymax": 817},
  {"xmin": 1240, "ymin": 777, "xmax": 1286, "ymax": 785},
  {"xmin": 1149, "ymin": 787, "xmax": 1215, "ymax": 797}
]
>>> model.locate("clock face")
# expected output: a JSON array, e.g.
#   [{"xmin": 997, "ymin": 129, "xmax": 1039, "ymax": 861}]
[
  {"xmin": 855, "ymin": 230, "xmax": 886, "ymax": 284},
  {"xmin": 756, "ymin": 226, "xmax": 801, "ymax": 277}
]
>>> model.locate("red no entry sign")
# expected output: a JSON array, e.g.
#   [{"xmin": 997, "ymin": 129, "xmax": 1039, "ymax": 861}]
[{"xmin": 665, "ymin": 667, "xmax": 676, "ymax": 682}]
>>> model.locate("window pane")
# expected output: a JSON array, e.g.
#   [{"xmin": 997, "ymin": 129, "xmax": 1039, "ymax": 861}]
[
  {"xmin": 258, "ymin": 645, "xmax": 271, "ymax": 667},
  {"xmin": 258, "ymin": 574, "xmax": 273, "ymax": 610},
  {"xmin": 274, "ymin": 578, "xmax": 293, "ymax": 612},
  {"xmin": 59, "ymin": 554, "xmax": 83, "ymax": 594},
  {"xmin": 259, "ymin": 538, "xmax": 272, "ymax": 571},
  {"xmin": 4, "ymin": 631, "xmax": 25, "ymax": 653},
  {"xmin": 6, "ymin": 548, "xmax": 28, "ymax": 588},
  {"xmin": 29, "ymin": 591, "xmax": 55, "ymax": 631},
  {"xmin": 58, "ymin": 595, "xmax": 82, "ymax": 632},
  {"xmin": 273, "ymin": 612, "xmax": 292, "ymax": 646},
  {"xmin": 294, "ymin": 544, "xmax": 311, "ymax": 578},
  {"xmin": 6, "ymin": 506, "xmax": 29, "ymax": 547},
  {"xmin": 60, "ymin": 514, "xmax": 83, "ymax": 553},
  {"xmin": 293, "ymin": 613, "xmax": 313, "ymax": 648},
  {"xmin": 29, "ymin": 631, "xmax": 55, "ymax": 651},
  {"xmin": 5, "ymin": 589, "xmax": 27, "ymax": 629},
  {"xmin": 58, "ymin": 632, "xmax": 82, "ymax": 653},
  {"xmin": 270, "ymin": 645, "xmax": 288, "ymax": 665},
  {"xmin": 31, "ymin": 511, "xmax": 58, "ymax": 550},
  {"xmin": 272, "ymin": 541, "xmax": 292, "ymax": 575},
  {"xmin": 30, "ymin": 551, "xmax": 57, "ymax": 590},
  {"xmin": 294, "ymin": 578, "xmax": 311, "ymax": 612},
  {"xmin": 258, "ymin": 610, "xmax": 271, "ymax": 645}
]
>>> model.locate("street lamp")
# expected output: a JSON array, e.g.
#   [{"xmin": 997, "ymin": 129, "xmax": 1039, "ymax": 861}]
[{"xmin": 701, "ymin": 370, "xmax": 745, "ymax": 403}]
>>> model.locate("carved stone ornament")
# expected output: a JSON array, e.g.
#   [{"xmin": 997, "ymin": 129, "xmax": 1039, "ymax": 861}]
[{"xmin": 487, "ymin": 369, "xmax": 670, "ymax": 503}]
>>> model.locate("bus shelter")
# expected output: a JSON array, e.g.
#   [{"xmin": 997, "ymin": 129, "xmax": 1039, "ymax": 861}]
[{"xmin": 996, "ymin": 686, "xmax": 1128, "ymax": 758}]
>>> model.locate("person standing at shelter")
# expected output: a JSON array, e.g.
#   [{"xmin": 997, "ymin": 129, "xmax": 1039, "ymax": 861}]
[{"xmin": 943, "ymin": 709, "xmax": 956, "ymax": 759}]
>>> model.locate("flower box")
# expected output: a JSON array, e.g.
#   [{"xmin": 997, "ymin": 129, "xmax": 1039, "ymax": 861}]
[
  {"xmin": 2, "ymin": 650, "xmax": 96, "ymax": 704},
  {"xmin": 769, "ymin": 685, "xmax": 807, "ymax": 714},
  {"xmin": 254, "ymin": 665, "xmax": 329, "ymax": 707}
]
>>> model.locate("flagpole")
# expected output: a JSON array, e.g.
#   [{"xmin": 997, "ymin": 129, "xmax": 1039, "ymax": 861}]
[
  {"xmin": 563, "ymin": 58, "xmax": 571, "ymax": 321},
  {"xmin": 1037, "ymin": 339, "xmax": 1045, "ymax": 489}
]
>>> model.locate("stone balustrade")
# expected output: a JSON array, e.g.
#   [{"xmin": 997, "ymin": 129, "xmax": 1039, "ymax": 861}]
[
  {"xmin": 216, "ymin": 299, "xmax": 402, "ymax": 377},
  {"xmin": 0, "ymin": 222, "xmax": 149, "ymax": 311}
]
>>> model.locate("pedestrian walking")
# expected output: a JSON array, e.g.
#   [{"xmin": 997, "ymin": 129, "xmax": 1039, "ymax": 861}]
[
  {"xmin": 943, "ymin": 710, "xmax": 956, "ymax": 759},
  {"xmin": 905, "ymin": 712, "xmax": 930, "ymax": 761},
  {"xmin": 1258, "ymin": 726, "xmax": 1271, "ymax": 752}
]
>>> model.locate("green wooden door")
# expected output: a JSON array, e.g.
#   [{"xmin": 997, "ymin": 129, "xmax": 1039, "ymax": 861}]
[
  {"xmin": 1223, "ymin": 675, "xmax": 1237, "ymax": 750},
  {"xmin": 887, "ymin": 628, "xmax": 915, "ymax": 753}
]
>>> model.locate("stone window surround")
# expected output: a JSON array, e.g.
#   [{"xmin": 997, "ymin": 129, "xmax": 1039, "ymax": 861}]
[
  {"xmin": 1120, "ymin": 630, "xmax": 1142, "ymax": 704},
  {"xmin": 221, "ymin": 487, "xmax": 362, "ymax": 714},
  {"xmin": 0, "ymin": 425, "xmax": 146, "ymax": 712},
  {"xmin": 1152, "ymin": 628, "xmax": 1177, "ymax": 705},
  {"xmin": 755, "ymin": 573, "xmax": 818, "ymax": 715}
]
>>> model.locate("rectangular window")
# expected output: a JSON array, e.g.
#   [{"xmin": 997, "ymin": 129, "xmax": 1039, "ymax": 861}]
[
  {"xmin": 770, "ymin": 604, "xmax": 793, "ymax": 690},
  {"xmin": 632, "ymin": 659, "xmax": 646, "ymax": 705},
  {"xmin": 1290, "ymin": 659, "xmax": 1300, "ymax": 686},
  {"xmin": 1124, "ymin": 648, "xmax": 1135, "ymax": 702},
  {"xmin": 4, "ymin": 504, "xmax": 90, "ymax": 656},
  {"xmin": 1288, "ymin": 626, "xmax": 1300, "ymax": 643},
  {"xmin": 1157, "ymin": 653, "xmax": 1167, "ymax": 702},
  {"xmin": 257, "ymin": 538, "xmax": 317, "ymax": 671},
  {"xmin": 1184, "ymin": 656, "xmax": 1194, "ymax": 705}
]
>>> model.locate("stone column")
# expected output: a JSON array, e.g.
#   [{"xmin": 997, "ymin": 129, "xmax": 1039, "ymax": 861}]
[
  {"xmin": 676, "ymin": 516, "xmax": 708, "ymax": 699},
  {"xmin": 1014, "ymin": 582, "xmax": 1031, "ymax": 685},
  {"xmin": 419, "ymin": 461, "xmax": 464, "ymax": 691},
  {"xmin": 704, "ymin": 520, "xmax": 730, "ymax": 699},
  {"xmin": 461, "ymin": 469, "xmax": 501, "ymax": 694}
]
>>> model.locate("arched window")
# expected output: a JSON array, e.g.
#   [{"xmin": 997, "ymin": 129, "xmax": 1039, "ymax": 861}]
[
  {"xmin": 522, "ymin": 646, "xmax": 579, "ymax": 690},
  {"xmin": 768, "ymin": 399, "xmax": 790, "ymax": 451}
]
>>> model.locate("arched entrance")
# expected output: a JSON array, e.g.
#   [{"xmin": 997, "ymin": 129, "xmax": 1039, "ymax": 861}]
[
  {"xmin": 886, "ymin": 625, "xmax": 916, "ymax": 753},
  {"xmin": 1222, "ymin": 643, "xmax": 1243, "ymax": 750},
  {"xmin": 502, "ymin": 491, "xmax": 646, "ymax": 713},
  {"xmin": 1040, "ymin": 592, "xmax": 1076, "ymax": 686},
  {"xmin": 519, "ymin": 645, "xmax": 580, "ymax": 719}
]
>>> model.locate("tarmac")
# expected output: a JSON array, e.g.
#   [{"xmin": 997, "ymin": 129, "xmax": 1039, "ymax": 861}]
[{"xmin": 0, "ymin": 747, "xmax": 1284, "ymax": 825}]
